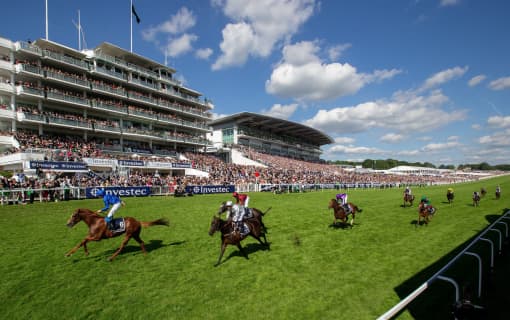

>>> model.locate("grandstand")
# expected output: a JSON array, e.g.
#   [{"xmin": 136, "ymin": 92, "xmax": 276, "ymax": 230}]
[
  {"xmin": 208, "ymin": 112, "xmax": 334, "ymax": 163},
  {"xmin": 0, "ymin": 36, "xmax": 213, "ymax": 177}
]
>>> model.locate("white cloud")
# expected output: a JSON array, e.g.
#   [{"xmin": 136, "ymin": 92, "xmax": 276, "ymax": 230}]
[
  {"xmin": 420, "ymin": 66, "xmax": 468, "ymax": 91},
  {"xmin": 328, "ymin": 144, "xmax": 384, "ymax": 155},
  {"xmin": 195, "ymin": 48, "xmax": 213, "ymax": 60},
  {"xmin": 266, "ymin": 41, "xmax": 401, "ymax": 101},
  {"xmin": 327, "ymin": 43, "xmax": 351, "ymax": 61},
  {"xmin": 440, "ymin": 0, "xmax": 460, "ymax": 7},
  {"xmin": 261, "ymin": 103, "xmax": 299, "ymax": 119},
  {"xmin": 164, "ymin": 34, "xmax": 198, "ymax": 57},
  {"xmin": 212, "ymin": 0, "xmax": 316, "ymax": 70},
  {"xmin": 142, "ymin": 7, "xmax": 196, "ymax": 41},
  {"xmin": 488, "ymin": 77, "xmax": 510, "ymax": 90},
  {"xmin": 471, "ymin": 124, "xmax": 481, "ymax": 130},
  {"xmin": 334, "ymin": 137, "xmax": 355, "ymax": 144},
  {"xmin": 468, "ymin": 74, "xmax": 486, "ymax": 87},
  {"xmin": 478, "ymin": 129, "xmax": 510, "ymax": 147},
  {"xmin": 380, "ymin": 133, "xmax": 404, "ymax": 143},
  {"xmin": 421, "ymin": 140, "xmax": 462, "ymax": 152},
  {"xmin": 304, "ymin": 89, "xmax": 466, "ymax": 134},
  {"xmin": 487, "ymin": 115, "xmax": 510, "ymax": 128}
]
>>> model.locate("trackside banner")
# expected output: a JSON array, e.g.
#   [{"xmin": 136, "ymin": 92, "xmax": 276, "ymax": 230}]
[
  {"xmin": 185, "ymin": 185, "xmax": 235, "ymax": 194},
  {"xmin": 30, "ymin": 161, "xmax": 88, "ymax": 171},
  {"xmin": 86, "ymin": 186, "xmax": 151, "ymax": 198}
]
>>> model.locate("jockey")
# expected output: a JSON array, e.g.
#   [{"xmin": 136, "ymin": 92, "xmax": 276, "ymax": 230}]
[
  {"xmin": 227, "ymin": 199, "xmax": 249, "ymax": 236},
  {"xmin": 232, "ymin": 191, "xmax": 249, "ymax": 207},
  {"xmin": 473, "ymin": 191, "xmax": 479, "ymax": 199},
  {"xmin": 96, "ymin": 188, "xmax": 125, "ymax": 229},
  {"xmin": 447, "ymin": 187, "xmax": 454, "ymax": 194},
  {"xmin": 420, "ymin": 196, "xmax": 433, "ymax": 213},
  {"xmin": 404, "ymin": 186, "xmax": 412, "ymax": 195},
  {"xmin": 336, "ymin": 193, "xmax": 350, "ymax": 213},
  {"xmin": 496, "ymin": 185, "xmax": 501, "ymax": 193}
]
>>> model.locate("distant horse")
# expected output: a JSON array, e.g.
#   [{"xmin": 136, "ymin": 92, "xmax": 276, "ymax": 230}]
[
  {"xmin": 447, "ymin": 191, "xmax": 454, "ymax": 204},
  {"xmin": 403, "ymin": 193, "xmax": 415, "ymax": 207},
  {"xmin": 208, "ymin": 215, "xmax": 269, "ymax": 266},
  {"xmin": 473, "ymin": 193, "xmax": 481, "ymax": 207},
  {"xmin": 480, "ymin": 188, "xmax": 487, "ymax": 198},
  {"xmin": 217, "ymin": 201, "xmax": 270, "ymax": 232},
  {"xmin": 65, "ymin": 208, "xmax": 169, "ymax": 261},
  {"xmin": 496, "ymin": 190, "xmax": 501, "ymax": 200},
  {"xmin": 417, "ymin": 203, "xmax": 436, "ymax": 225},
  {"xmin": 328, "ymin": 199, "xmax": 362, "ymax": 226}
]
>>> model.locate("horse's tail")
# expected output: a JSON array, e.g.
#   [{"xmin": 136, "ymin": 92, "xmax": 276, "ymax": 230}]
[{"xmin": 141, "ymin": 218, "xmax": 169, "ymax": 228}]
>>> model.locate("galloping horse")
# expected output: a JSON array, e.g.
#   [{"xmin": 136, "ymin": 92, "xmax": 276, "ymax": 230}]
[
  {"xmin": 208, "ymin": 215, "xmax": 269, "ymax": 266},
  {"xmin": 473, "ymin": 193, "xmax": 481, "ymax": 207},
  {"xmin": 480, "ymin": 188, "xmax": 487, "ymax": 198},
  {"xmin": 496, "ymin": 189, "xmax": 501, "ymax": 200},
  {"xmin": 65, "ymin": 208, "xmax": 169, "ymax": 261},
  {"xmin": 403, "ymin": 193, "xmax": 415, "ymax": 207},
  {"xmin": 447, "ymin": 191, "xmax": 454, "ymax": 204},
  {"xmin": 217, "ymin": 201, "xmax": 271, "ymax": 232},
  {"xmin": 417, "ymin": 203, "xmax": 436, "ymax": 225},
  {"xmin": 328, "ymin": 199, "xmax": 362, "ymax": 226}
]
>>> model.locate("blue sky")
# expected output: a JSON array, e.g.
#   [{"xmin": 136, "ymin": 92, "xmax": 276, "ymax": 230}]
[{"xmin": 1, "ymin": 0, "xmax": 510, "ymax": 166}]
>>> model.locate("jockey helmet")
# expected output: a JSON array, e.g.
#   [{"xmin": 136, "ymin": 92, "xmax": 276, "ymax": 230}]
[
  {"xmin": 225, "ymin": 201, "xmax": 233, "ymax": 207},
  {"xmin": 232, "ymin": 192, "xmax": 238, "ymax": 197},
  {"xmin": 420, "ymin": 195, "xmax": 427, "ymax": 202},
  {"xmin": 336, "ymin": 194, "xmax": 343, "ymax": 200}
]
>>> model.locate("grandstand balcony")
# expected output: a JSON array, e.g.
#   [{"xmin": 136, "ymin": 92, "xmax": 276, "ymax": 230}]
[
  {"xmin": 15, "ymin": 41, "xmax": 43, "ymax": 57},
  {"xmin": 16, "ymin": 85, "xmax": 44, "ymax": 98},
  {"xmin": 127, "ymin": 91, "xmax": 157, "ymax": 105},
  {"xmin": 91, "ymin": 65, "xmax": 127, "ymax": 82},
  {"xmin": 41, "ymin": 49, "xmax": 89, "ymax": 71},
  {"xmin": 46, "ymin": 115, "xmax": 93, "ymax": 131},
  {"xmin": 44, "ymin": 70, "xmax": 89, "ymax": 90},
  {"xmin": 91, "ymin": 100, "xmax": 127, "ymax": 115},
  {"xmin": 0, "ymin": 59, "xmax": 13, "ymax": 72},
  {"xmin": 127, "ymin": 108, "xmax": 157, "ymax": 121},
  {"xmin": 0, "ymin": 37, "xmax": 13, "ymax": 50},
  {"xmin": 46, "ymin": 91, "xmax": 90, "ymax": 108},
  {"xmin": 17, "ymin": 112, "xmax": 45, "ymax": 123},
  {"xmin": 0, "ymin": 108, "xmax": 15, "ymax": 120},
  {"xmin": 158, "ymin": 99, "xmax": 211, "ymax": 120},
  {"xmin": 127, "ymin": 62, "xmax": 159, "ymax": 81},
  {"xmin": 91, "ymin": 82, "xmax": 127, "ymax": 98},
  {"xmin": 93, "ymin": 123, "xmax": 121, "ymax": 134},
  {"xmin": 128, "ymin": 77, "xmax": 158, "ymax": 90},
  {"xmin": 15, "ymin": 63, "xmax": 42, "ymax": 77},
  {"xmin": 0, "ymin": 82, "xmax": 13, "ymax": 94}
]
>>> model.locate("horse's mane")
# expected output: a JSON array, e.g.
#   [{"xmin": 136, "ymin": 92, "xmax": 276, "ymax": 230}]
[{"xmin": 76, "ymin": 208, "xmax": 102, "ymax": 218}]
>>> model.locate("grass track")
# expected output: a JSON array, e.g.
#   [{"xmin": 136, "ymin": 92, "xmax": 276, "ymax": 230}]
[{"xmin": 0, "ymin": 176, "xmax": 508, "ymax": 319}]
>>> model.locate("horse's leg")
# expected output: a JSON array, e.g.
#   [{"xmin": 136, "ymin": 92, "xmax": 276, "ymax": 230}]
[
  {"xmin": 215, "ymin": 242, "xmax": 227, "ymax": 267},
  {"xmin": 108, "ymin": 235, "xmax": 131, "ymax": 261},
  {"xmin": 65, "ymin": 236, "xmax": 93, "ymax": 257},
  {"xmin": 132, "ymin": 232, "xmax": 146, "ymax": 255},
  {"xmin": 350, "ymin": 213, "xmax": 355, "ymax": 226}
]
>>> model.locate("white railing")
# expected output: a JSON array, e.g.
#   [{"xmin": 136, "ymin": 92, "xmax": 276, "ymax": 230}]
[{"xmin": 377, "ymin": 209, "xmax": 510, "ymax": 319}]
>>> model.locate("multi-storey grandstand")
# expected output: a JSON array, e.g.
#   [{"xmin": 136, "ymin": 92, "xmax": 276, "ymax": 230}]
[{"xmin": 0, "ymin": 36, "xmax": 500, "ymax": 203}]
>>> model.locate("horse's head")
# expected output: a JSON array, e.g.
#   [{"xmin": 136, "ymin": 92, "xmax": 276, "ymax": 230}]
[
  {"xmin": 328, "ymin": 199, "xmax": 337, "ymax": 209},
  {"xmin": 66, "ymin": 209, "xmax": 84, "ymax": 228},
  {"xmin": 217, "ymin": 201, "xmax": 227, "ymax": 215},
  {"xmin": 208, "ymin": 216, "xmax": 221, "ymax": 236}
]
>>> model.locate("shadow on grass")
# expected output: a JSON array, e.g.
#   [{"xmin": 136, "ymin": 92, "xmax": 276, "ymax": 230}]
[
  {"xmin": 218, "ymin": 242, "xmax": 271, "ymax": 265},
  {"xmin": 329, "ymin": 222, "xmax": 353, "ymax": 229},
  {"xmin": 391, "ymin": 209, "xmax": 510, "ymax": 319}
]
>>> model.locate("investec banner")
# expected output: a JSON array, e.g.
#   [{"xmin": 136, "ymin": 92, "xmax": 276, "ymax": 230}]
[
  {"xmin": 186, "ymin": 185, "xmax": 234, "ymax": 194},
  {"xmin": 118, "ymin": 160, "xmax": 144, "ymax": 167},
  {"xmin": 86, "ymin": 186, "xmax": 151, "ymax": 198},
  {"xmin": 30, "ymin": 161, "xmax": 88, "ymax": 171}
]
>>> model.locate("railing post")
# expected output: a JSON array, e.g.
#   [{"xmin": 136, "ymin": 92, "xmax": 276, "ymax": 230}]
[{"xmin": 464, "ymin": 252, "xmax": 482, "ymax": 297}]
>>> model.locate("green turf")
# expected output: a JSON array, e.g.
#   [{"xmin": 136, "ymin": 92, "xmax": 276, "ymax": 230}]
[{"xmin": 0, "ymin": 177, "xmax": 508, "ymax": 319}]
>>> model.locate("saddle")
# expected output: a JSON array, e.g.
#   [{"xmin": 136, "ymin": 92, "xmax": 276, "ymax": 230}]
[{"xmin": 107, "ymin": 217, "xmax": 126, "ymax": 233}]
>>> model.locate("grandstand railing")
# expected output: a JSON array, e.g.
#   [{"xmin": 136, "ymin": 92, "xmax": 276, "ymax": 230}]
[{"xmin": 377, "ymin": 209, "xmax": 510, "ymax": 320}]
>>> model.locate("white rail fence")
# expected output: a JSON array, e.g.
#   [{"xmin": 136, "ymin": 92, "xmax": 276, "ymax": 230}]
[{"xmin": 378, "ymin": 209, "xmax": 510, "ymax": 319}]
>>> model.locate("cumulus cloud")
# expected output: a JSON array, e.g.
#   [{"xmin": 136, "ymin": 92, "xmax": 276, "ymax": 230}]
[
  {"xmin": 421, "ymin": 140, "xmax": 462, "ymax": 152},
  {"xmin": 334, "ymin": 137, "xmax": 355, "ymax": 144},
  {"xmin": 195, "ymin": 48, "xmax": 213, "ymax": 60},
  {"xmin": 420, "ymin": 66, "xmax": 468, "ymax": 91},
  {"xmin": 468, "ymin": 74, "xmax": 486, "ymax": 87},
  {"xmin": 440, "ymin": 0, "xmax": 460, "ymax": 7},
  {"xmin": 478, "ymin": 129, "xmax": 510, "ymax": 147},
  {"xmin": 380, "ymin": 133, "xmax": 404, "ymax": 143},
  {"xmin": 327, "ymin": 43, "xmax": 352, "ymax": 61},
  {"xmin": 487, "ymin": 115, "xmax": 510, "ymax": 128},
  {"xmin": 212, "ymin": 0, "xmax": 316, "ymax": 70},
  {"xmin": 164, "ymin": 34, "xmax": 198, "ymax": 57},
  {"xmin": 261, "ymin": 103, "xmax": 299, "ymax": 119},
  {"xmin": 304, "ymin": 89, "xmax": 466, "ymax": 135},
  {"xmin": 266, "ymin": 41, "xmax": 401, "ymax": 101},
  {"xmin": 142, "ymin": 7, "xmax": 196, "ymax": 41},
  {"xmin": 328, "ymin": 145, "xmax": 384, "ymax": 155},
  {"xmin": 472, "ymin": 124, "xmax": 481, "ymax": 130},
  {"xmin": 488, "ymin": 77, "xmax": 510, "ymax": 90}
]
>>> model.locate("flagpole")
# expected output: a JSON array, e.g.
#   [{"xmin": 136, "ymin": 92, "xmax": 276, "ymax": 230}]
[
  {"xmin": 78, "ymin": 10, "xmax": 81, "ymax": 50},
  {"xmin": 45, "ymin": 0, "xmax": 49, "ymax": 40},
  {"xmin": 130, "ymin": 0, "xmax": 133, "ymax": 52}
]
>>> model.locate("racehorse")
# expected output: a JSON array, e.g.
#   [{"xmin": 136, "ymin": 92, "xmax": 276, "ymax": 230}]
[
  {"xmin": 447, "ymin": 191, "xmax": 454, "ymax": 204},
  {"xmin": 417, "ymin": 203, "xmax": 436, "ymax": 225},
  {"xmin": 208, "ymin": 215, "xmax": 269, "ymax": 266},
  {"xmin": 403, "ymin": 193, "xmax": 415, "ymax": 207},
  {"xmin": 473, "ymin": 193, "xmax": 481, "ymax": 207},
  {"xmin": 65, "ymin": 208, "xmax": 169, "ymax": 261},
  {"xmin": 217, "ymin": 201, "xmax": 270, "ymax": 232},
  {"xmin": 480, "ymin": 188, "xmax": 487, "ymax": 198},
  {"xmin": 496, "ymin": 190, "xmax": 501, "ymax": 200},
  {"xmin": 328, "ymin": 199, "xmax": 362, "ymax": 226}
]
